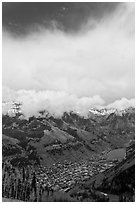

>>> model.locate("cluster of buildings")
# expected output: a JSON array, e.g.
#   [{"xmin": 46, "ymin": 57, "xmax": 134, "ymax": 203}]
[{"xmin": 35, "ymin": 157, "xmax": 117, "ymax": 192}]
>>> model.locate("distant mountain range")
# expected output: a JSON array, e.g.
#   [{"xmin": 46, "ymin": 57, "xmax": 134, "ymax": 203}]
[
  {"xmin": 2, "ymin": 100, "xmax": 135, "ymax": 201},
  {"xmin": 2, "ymin": 100, "xmax": 135, "ymax": 167},
  {"xmin": 2, "ymin": 101, "xmax": 135, "ymax": 117}
]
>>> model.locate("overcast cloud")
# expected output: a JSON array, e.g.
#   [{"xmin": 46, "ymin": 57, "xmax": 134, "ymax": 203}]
[{"xmin": 2, "ymin": 3, "xmax": 135, "ymax": 117}]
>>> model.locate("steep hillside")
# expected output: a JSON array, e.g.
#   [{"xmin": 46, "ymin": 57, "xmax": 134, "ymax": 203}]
[
  {"xmin": 2, "ymin": 106, "xmax": 135, "ymax": 202},
  {"xmin": 2, "ymin": 106, "xmax": 135, "ymax": 167},
  {"xmin": 68, "ymin": 144, "xmax": 135, "ymax": 201}
]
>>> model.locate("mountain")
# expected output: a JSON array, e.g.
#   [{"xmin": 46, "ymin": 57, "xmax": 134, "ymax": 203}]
[
  {"xmin": 68, "ymin": 143, "xmax": 135, "ymax": 201},
  {"xmin": 2, "ymin": 103, "xmax": 135, "ymax": 167},
  {"xmin": 2, "ymin": 103, "xmax": 135, "ymax": 202}
]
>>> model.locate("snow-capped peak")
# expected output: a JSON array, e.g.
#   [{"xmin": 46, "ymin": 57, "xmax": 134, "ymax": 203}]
[{"xmin": 89, "ymin": 108, "xmax": 116, "ymax": 116}]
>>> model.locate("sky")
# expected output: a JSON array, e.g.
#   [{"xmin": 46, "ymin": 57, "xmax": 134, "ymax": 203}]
[{"xmin": 2, "ymin": 2, "xmax": 135, "ymax": 117}]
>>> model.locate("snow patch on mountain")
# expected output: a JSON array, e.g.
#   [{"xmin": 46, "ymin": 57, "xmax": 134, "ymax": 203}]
[{"xmin": 2, "ymin": 99, "xmax": 135, "ymax": 118}]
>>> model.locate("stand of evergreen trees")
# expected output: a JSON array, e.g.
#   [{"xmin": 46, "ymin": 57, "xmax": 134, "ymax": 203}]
[{"xmin": 2, "ymin": 160, "xmax": 75, "ymax": 202}]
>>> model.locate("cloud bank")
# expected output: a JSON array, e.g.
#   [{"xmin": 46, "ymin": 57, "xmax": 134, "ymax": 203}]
[
  {"xmin": 106, "ymin": 98, "xmax": 135, "ymax": 110},
  {"xmin": 2, "ymin": 87, "xmax": 105, "ymax": 117},
  {"xmin": 2, "ymin": 87, "xmax": 135, "ymax": 117},
  {"xmin": 2, "ymin": 3, "xmax": 135, "ymax": 117}
]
